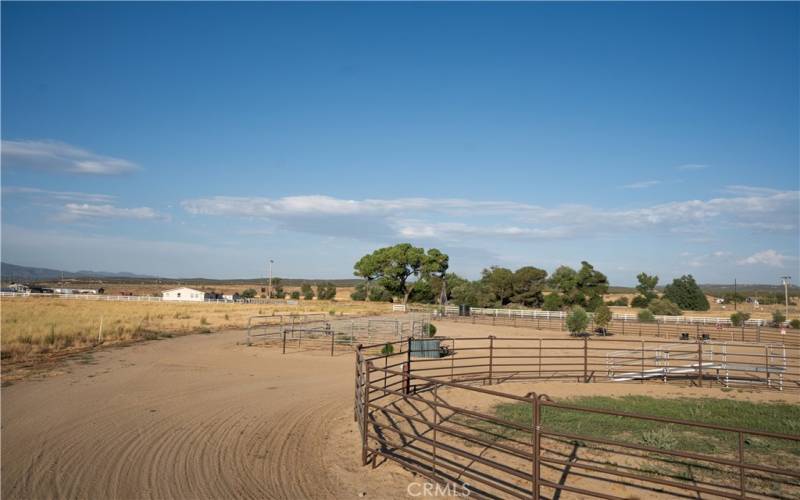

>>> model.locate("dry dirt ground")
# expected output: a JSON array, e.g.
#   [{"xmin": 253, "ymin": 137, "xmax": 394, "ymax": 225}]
[
  {"xmin": 2, "ymin": 320, "xmax": 797, "ymax": 500},
  {"xmin": 1, "ymin": 329, "xmax": 415, "ymax": 500}
]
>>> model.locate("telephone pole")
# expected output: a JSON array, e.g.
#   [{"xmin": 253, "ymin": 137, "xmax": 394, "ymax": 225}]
[
  {"xmin": 268, "ymin": 259, "xmax": 274, "ymax": 299},
  {"xmin": 781, "ymin": 276, "xmax": 791, "ymax": 319}
]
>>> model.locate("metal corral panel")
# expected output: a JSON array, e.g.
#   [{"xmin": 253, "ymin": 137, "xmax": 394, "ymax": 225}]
[{"xmin": 410, "ymin": 338, "xmax": 442, "ymax": 358}]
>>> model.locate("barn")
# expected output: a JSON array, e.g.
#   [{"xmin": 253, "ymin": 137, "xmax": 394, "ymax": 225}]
[{"xmin": 161, "ymin": 287, "xmax": 210, "ymax": 302}]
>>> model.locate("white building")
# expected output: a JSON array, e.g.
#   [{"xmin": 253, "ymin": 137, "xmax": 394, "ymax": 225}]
[{"xmin": 162, "ymin": 287, "xmax": 210, "ymax": 302}]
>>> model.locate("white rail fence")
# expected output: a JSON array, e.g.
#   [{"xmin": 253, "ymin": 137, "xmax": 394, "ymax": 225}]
[
  {"xmin": 439, "ymin": 304, "xmax": 771, "ymax": 326},
  {"xmin": 0, "ymin": 291, "xmax": 299, "ymax": 306}
]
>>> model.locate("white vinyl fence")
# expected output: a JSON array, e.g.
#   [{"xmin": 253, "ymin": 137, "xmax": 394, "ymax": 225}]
[{"xmin": 0, "ymin": 291, "xmax": 298, "ymax": 306}]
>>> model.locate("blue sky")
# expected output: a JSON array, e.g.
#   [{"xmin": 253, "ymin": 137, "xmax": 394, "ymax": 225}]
[{"xmin": 2, "ymin": 2, "xmax": 798, "ymax": 284}]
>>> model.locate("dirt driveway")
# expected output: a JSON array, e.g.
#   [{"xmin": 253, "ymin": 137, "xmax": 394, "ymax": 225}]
[{"xmin": 1, "ymin": 329, "xmax": 412, "ymax": 499}]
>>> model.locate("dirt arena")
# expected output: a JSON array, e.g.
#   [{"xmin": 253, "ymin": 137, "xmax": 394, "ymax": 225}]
[{"xmin": 2, "ymin": 320, "xmax": 797, "ymax": 499}]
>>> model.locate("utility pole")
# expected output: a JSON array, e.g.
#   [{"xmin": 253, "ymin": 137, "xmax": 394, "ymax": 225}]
[
  {"xmin": 268, "ymin": 259, "xmax": 274, "ymax": 299},
  {"xmin": 734, "ymin": 279, "xmax": 737, "ymax": 311},
  {"xmin": 781, "ymin": 276, "xmax": 791, "ymax": 319}
]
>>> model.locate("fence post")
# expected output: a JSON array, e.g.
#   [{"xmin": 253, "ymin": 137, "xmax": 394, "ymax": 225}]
[
  {"xmin": 488, "ymin": 336, "xmax": 495, "ymax": 385},
  {"xmin": 738, "ymin": 431, "xmax": 746, "ymax": 496},
  {"xmin": 432, "ymin": 385, "xmax": 439, "ymax": 475},
  {"xmin": 329, "ymin": 324, "xmax": 335, "ymax": 357},
  {"xmin": 697, "ymin": 341, "xmax": 703, "ymax": 388},
  {"xmin": 282, "ymin": 328, "xmax": 287, "ymax": 355},
  {"xmin": 622, "ymin": 318, "xmax": 625, "ymax": 336},
  {"xmin": 362, "ymin": 362, "xmax": 370, "ymax": 466},
  {"xmin": 531, "ymin": 395, "xmax": 540, "ymax": 500},
  {"xmin": 583, "ymin": 337, "xmax": 588, "ymax": 383}
]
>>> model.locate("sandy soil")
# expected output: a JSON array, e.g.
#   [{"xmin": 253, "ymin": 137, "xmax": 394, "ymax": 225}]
[{"xmin": 1, "ymin": 329, "xmax": 413, "ymax": 499}]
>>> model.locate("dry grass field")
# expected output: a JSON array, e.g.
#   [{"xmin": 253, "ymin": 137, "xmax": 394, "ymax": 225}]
[{"xmin": 0, "ymin": 297, "xmax": 391, "ymax": 362}]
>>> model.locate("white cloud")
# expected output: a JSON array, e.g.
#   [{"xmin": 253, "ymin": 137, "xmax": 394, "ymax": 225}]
[
  {"xmin": 621, "ymin": 180, "xmax": 661, "ymax": 189},
  {"xmin": 737, "ymin": 250, "xmax": 791, "ymax": 268},
  {"xmin": 1, "ymin": 140, "xmax": 139, "ymax": 175},
  {"xmin": 61, "ymin": 203, "xmax": 166, "ymax": 221},
  {"xmin": 181, "ymin": 189, "xmax": 800, "ymax": 242},
  {"xmin": 2, "ymin": 186, "xmax": 115, "ymax": 203},
  {"xmin": 676, "ymin": 163, "xmax": 709, "ymax": 170}
]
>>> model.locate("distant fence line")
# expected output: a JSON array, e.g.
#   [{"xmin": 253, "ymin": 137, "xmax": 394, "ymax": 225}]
[
  {"xmin": 0, "ymin": 291, "xmax": 299, "ymax": 306},
  {"xmin": 393, "ymin": 303, "xmax": 775, "ymax": 326}
]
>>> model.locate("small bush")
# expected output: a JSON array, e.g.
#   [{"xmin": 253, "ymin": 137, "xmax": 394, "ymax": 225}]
[
  {"xmin": 16, "ymin": 334, "xmax": 34, "ymax": 344},
  {"xmin": 426, "ymin": 323, "xmax": 437, "ymax": 337},
  {"xmin": 648, "ymin": 298, "xmax": 681, "ymax": 316},
  {"xmin": 790, "ymin": 319, "xmax": 800, "ymax": 329},
  {"xmin": 641, "ymin": 427, "xmax": 677, "ymax": 450},
  {"xmin": 44, "ymin": 325, "xmax": 57, "ymax": 345},
  {"xmin": 730, "ymin": 311, "xmax": 751, "ymax": 327},
  {"xmin": 542, "ymin": 294, "xmax": 563, "ymax": 311},
  {"xmin": 200, "ymin": 317, "xmax": 209, "ymax": 325},
  {"xmin": 290, "ymin": 291, "xmax": 300, "ymax": 300},
  {"xmin": 224, "ymin": 313, "xmax": 230, "ymax": 321},
  {"xmin": 772, "ymin": 310, "xmax": 786, "ymax": 326},
  {"xmin": 606, "ymin": 297, "xmax": 629, "ymax": 307},
  {"xmin": 329, "ymin": 309, "xmax": 336, "ymax": 316},
  {"xmin": 380, "ymin": 343, "xmax": 394, "ymax": 355},
  {"xmin": 566, "ymin": 306, "xmax": 589, "ymax": 334},
  {"xmin": 637, "ymin": 309, "xmax": 656, "ymax": 323},
  {"xmin": 593, "ymin": 305, "xmax": 612, "ymax": 328},
  {"xmin": 631, "ymin": 295, "xmax": 650, "ymax": 308}
]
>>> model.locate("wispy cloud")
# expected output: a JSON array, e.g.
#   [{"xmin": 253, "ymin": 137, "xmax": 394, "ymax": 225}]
[
  {"xmin": 60, "ymin": 203, "xmax": 166, "ymax": 221},
  {"xmin": 181, "ymin": 189, "xmax": 799, "ymax": 243},
  {"xmin": 621, "ymin": 180, "xmax": 661, "ymax": 189},
  {"xmin": 737, "ymin": 249, "xmax": 792, "ymax": 268},
  {"xmin": 2, "ymin": 186, "xmax": 115, "ymax": 203},
  {"xmin": 676, "ymin": 163, "xmax": 709, "ymax": 170},
  {"xmin": 1, "ymin": 140, "xmax": 139, "ymax": 175}
]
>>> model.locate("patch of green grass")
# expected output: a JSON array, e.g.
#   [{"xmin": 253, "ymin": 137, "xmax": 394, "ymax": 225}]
[{"xmin": 491, "ymin": 395, "xmax": 800, "ymax": 459}]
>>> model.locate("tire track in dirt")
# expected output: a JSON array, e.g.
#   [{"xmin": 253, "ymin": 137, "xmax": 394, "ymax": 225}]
[{"xmin": 2, "ymin": 331, "xmax": 411, "ymax": 499}]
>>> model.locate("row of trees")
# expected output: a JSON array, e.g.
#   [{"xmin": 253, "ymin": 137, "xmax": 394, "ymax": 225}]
[
  {"xmin": 241, "ymin": 281, "xmax": 337, "ymax": 300},
  {"xmin": 351, "ymin": 244, "xmax": 718, "ymax": 314}
]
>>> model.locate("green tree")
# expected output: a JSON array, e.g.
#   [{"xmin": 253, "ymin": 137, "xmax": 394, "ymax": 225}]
[
  {"xmin": 421, "ymin": 248, "xmax": 450, "ymax": 304},
  {"xmin": 510, "ymin": 266, "xmax": 548, "ymax": 307},
  {"xmin": 637, "ymin": 309, "xmax": 656, "ymax": 323},
  {"xmin": 408, "ymin": 278, "xmax": 436, "ymax": 303},
  {"xmin": 481, "ymin": 266, "xmax": 515, "ymax": 306},
  {"xmin": 353, "ymin": 244, "xmax": 449, "ymax": 304},
  {"xmin": 730, "ymin": 311, "xmax": 751, "ymax": 327},
  {"xmin": 290, "ymin": 291, "xmax": 300, "ymax": 300},
  {"xmin": 772, "ymin": 310, "xmax": 786, "ymax": 326},
  {"xmin": 663, "ymin": 275, "xmax": 710, "ymax": 311},
  {"xmin": 634, "ymin": 272, "xmax": 659, "ymax": 306},
  {"xmin": 450, "ymin": 280, "xmax": 491, "ymax": 307},
  {"xmin": 647, "ymin": 298, "xmax": 682, "ymax": 316},
  {"xmin": 317, "ymin": 282, "xmax": 337, "ymax": 300},
  {"xmin": 301, "ymin": 283, "xmax": 314, "ymax": 300},
  {"xmin": 593, "ymin": 304, "xmax": 612, "ymax": 329},
  {"xmin": 272, "ymin": 278, "xmax": 284, "ymax": 299},
  {"xmin": 576, "ymin": 261, "xmax": 609, "ymax": 311},
  {"xmin": 549, "ymin": 266, "xmax": 578, "ymax": 295},
  {"xmin": 565, "ymin": 306, "xmax": 589, "ymax": 334},
  {"xmin": 241, "ymin": 288, "xmax": 258, "ymax": 299},
  {"xmin": 542, "ymin": 293, "xmax": 564, "ymax": 311}
]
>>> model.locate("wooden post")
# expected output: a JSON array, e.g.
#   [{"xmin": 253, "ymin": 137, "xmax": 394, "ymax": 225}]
[
  {"xmin": 282, "ymin": 328, "xmax": 286, "ymax": 354},
  {"xmin": 329, "ymin": 324, "xmax": 335, "ymax": 356}
]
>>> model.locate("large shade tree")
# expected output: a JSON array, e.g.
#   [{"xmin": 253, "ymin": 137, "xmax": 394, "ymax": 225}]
[{"xmin": 353, "ymin": 244, "xmax": 449, "ymax": 304}]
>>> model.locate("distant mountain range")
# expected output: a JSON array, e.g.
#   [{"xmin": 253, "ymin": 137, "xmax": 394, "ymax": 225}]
[{"xmin": 1, "ymin": 262, "xmax": 157, "ymax": 281}]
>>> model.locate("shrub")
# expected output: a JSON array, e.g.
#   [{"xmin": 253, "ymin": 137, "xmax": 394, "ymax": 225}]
[
  {"xmin": 317, "ymin": 282, "xmax": 337, "ymax": 301},
  {"xmin": 791, "ymin": 319, "xmax": 800, "ymax": 329},
  {"xmin": 380, "ymin": 343, "xmax": 394, "ymax": 355},
  {"xmin": 301, "ymin": 283, "xmax": 314, "ymax": 300},
  {"xmin": 290, "ymin": 291, "xmax": 300, "ymax": 300},
  {"xmin": 426, "ymin": 323, "xmax": 437, "ymax": 337},
  {"xmin": 542, "ymin": 294, "xmax": 563, "ymax": 311},
  {"xmin": 637, "ymin": 309, "xmax": 656, "ymax": 323},
  {"xmin": 565, "ymin": 306, "xmax": 589, "ymax": 334},
  {"xmin": 730, "ymin": 311, "xmax": 751, "ymax": 327},
  {"xmin": 772, "ymin": 310, "xmax": 786, "ymax": 326},
  {"xmin": 630, "ymin": 295, "xmax": 650, "ymax": 308},
  {"xmin": 606, "ymin": 297, "xmax": 629, "ymax": 307},
  {"xmin": 647, "ymin": 298, "xmax": 681, "ymax": 316},
  {"xmin": 641, "ymin": 427, "xmax": 677, "ymax": 450},
  {"xmin": 200, "ymin": 316, "xmax": 209, "ymax": 325},
  {"xmin": 593, "ymin": 305, "xmax": 612, "ymax": 328},
  {"xmin": 241, "ymin": 288, "xmax": 257, "ymax": 299}
]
